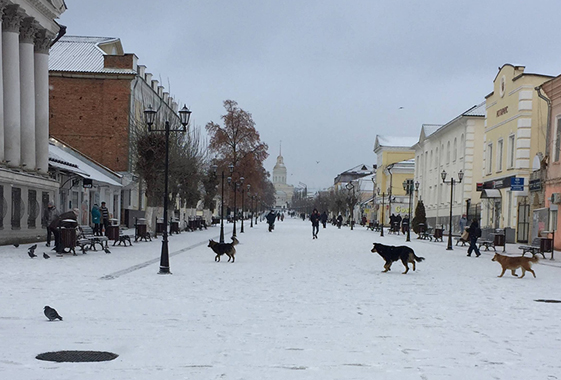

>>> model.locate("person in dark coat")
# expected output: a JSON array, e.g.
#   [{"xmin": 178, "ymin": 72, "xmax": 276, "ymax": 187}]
[
  {"xmin": 50, "ymin": 209, "xmax": 79, "ymax": 253},
  {"xmin": 320, "ymin": 211, "xmax": 328, "ymax": 228},
  {"xmin": 43, "ymin": 201, "xmax": 59, "ymax": 247},
  {"xmin": 310, "ymin": 208, "xmax": 321, "ymax": 239},
  {"xmin": 266, "ymin": 210, "xmax": 276, "ymax": 232},
  {"xmin": 467, "ymin": 219, "xmax": 481, "ymax": 257},
  {"xmin": 100, "ymin": 201, "xmax": 110, "ymax": 235},
  {"xmin": 336, "ymin": 214, "xmax": 343, "ymax": 229}
]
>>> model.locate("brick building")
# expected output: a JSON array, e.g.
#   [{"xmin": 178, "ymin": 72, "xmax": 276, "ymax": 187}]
[{"xmin": 49, "ymin": 36, "xmax": 182, "ymax": 226}]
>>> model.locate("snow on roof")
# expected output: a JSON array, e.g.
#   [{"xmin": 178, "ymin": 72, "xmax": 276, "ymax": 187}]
[
  {"xmin": 462, "ymin": 101, "xmax": 486, "ymax": 117},
  {"xmin": 49, "ymin": 36, "xmax": 136, "ymax": 74},
  {"xmin": 376, "ymin": 135, "xmax": 418, "ymax": 149}
]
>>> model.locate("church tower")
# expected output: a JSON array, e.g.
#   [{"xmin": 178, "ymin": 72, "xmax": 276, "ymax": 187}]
[{"xmin": 272, "ymin": 142, "xmax": 294, "ymax": 209}]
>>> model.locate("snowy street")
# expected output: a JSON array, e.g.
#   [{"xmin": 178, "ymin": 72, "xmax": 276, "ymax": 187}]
[{"xmin": 2, "ymin": 217, "xmax": 561, "ymax": 380}]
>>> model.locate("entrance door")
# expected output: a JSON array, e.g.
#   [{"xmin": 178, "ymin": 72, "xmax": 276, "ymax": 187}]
[{"xmin": 517, "ymin": 201, "xmax": 530, "ymax": 243}]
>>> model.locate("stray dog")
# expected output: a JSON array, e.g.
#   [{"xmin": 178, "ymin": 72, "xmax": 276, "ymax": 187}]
[
  {"xmin": 492, "ymin": 253, "xmax": 538, "ymax": 278},
  {"xmin": 208, "ymin": 237, "xmax": 239, "ymax": 263},
  {"xmin": 371, "ymin": 242, "xmax": 425, "ymax": 274}
]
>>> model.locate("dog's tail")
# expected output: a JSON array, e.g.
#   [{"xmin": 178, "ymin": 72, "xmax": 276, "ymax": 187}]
[
  {"xmin": 412, "ymin": 252, "xmax": 425, "ymax": 262},
  {"xmin": 231, "ymin": 236, "xmax": 239, "ymax": 246},
  {"xmin": 530, "ymin": 256, "xmax": 539, "ymax": 263}
]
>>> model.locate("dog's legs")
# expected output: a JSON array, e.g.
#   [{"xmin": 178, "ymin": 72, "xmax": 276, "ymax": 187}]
[
  {"xmin": 383, "ymin": 261, "xmax": 391, "ymax": 272},
  {"xmin": 401, "ymin": 259, "xmax": 410, "ymax": 274},
  {"xmin": 498, "ymin": 268, "xmax": 507, "ymax": 277},
  {"xmin": 511, "ymin": 269, "xmax": 518, "ymax": 277},
  {"xmin": 409, "ymin": 254, "xmax": 416, "ymax": 271},
  {"xmin": 215, "ymin": 254, "xmax": 220, "ymax": 262},
  {"xmin": 527, "ymin": 268, "xmax": 536, "ymax": 278},
  {"xmin": 519, "ymin": 268, "xmax": 526, "ymax": 278}
]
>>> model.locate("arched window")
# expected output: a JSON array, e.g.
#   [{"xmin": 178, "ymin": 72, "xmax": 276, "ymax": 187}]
[
  {"xmin": 460, "ymin": 134, "xmax": 464, "ymax": 159},
  {"xmin": 447, "ymin": 141, "xmax": 451, "ymax": 164},
  {"xmin": 453, "ymin": 138, "xmax": 457, "ymax": 161}
]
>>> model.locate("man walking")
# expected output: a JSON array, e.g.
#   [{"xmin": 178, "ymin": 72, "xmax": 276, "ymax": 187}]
[
  {"xmin": 100, "ymin": 201, "xmax": 110, "ymax": 235},
  {"xmin": 43, "ymin": 201, "xmax": 59, "ymax": 247},
  {"xmin": 311, "ymin": 209, "xmax": 321, "ymax": 239}
]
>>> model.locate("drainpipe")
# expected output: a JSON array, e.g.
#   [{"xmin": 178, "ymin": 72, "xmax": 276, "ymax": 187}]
[
  {"xmin": 536, "ymin": 86, "xmax": 551, "ymax": 160},
  {"xmin": 49, "ymin": 24, "xmax": 67, "ymax": 48}
]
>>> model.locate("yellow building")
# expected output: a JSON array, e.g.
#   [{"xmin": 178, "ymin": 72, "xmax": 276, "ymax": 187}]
[
  {"xmin": 483, "ymin": 64, "xmax": 553, "ymax": 242},
  {"xmin": 373, "ymin": 135, "xmax": 416, "ymax": 227}
]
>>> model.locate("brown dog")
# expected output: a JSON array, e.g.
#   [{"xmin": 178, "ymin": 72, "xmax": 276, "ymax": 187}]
[
  {"xmin": 492, "ymin": 253, "xmax": 538, "ymax": 278},
  {"xmin": 208, "ymin": 237, "xmax": 239, "ymax": 263}
]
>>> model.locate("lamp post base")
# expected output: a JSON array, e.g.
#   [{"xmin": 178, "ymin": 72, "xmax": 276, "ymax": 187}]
[{"xmin": 158, "ymin": 267, "xmax": 172, "ymax": 274}]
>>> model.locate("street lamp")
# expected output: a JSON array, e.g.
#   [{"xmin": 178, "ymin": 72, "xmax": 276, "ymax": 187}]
[
  {"xmin": 441, "ymin": 169, "xmax": 464, "ymax": 250},
  {"xmin": 377, "ymin": 187, "xmax": 384, "ymax": 237},
  {"xmin": 228, "ymin": 175, "xmax": 244, "ymax": 238},
  {"xmin": 346, "ymin": 182, "xmax": 355, "ymax": 230},
  {"xmin": 144, "ymin": 104, "xmax": 192, "ymax": 274},
  {"xmin": 250, "ymin": 192, "xmax": 254, "ymax": 228},
  {"xmin": 240, "ymin": 180, "xmax": 247, "ymax": 233},
  {"xmin": 403, "ymin": 179, "xmax": 414, "ymax": 242}
]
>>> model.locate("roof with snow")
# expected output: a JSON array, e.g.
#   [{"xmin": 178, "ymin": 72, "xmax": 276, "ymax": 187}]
[{"xmin": 49, "ymin": 36, "xmax": 136, "ymax": 74}]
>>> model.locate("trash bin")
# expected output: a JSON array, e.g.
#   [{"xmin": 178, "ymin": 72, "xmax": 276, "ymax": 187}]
[
  {"xmin": 60, "ymin": 226, "xmax": 77, "ymax": 253},
  {"xmin": 135, "ymin": 218, "xmax": 147, "ymax": 241},
  {"xmin": 156, "ymin": 218, "xmax": 166, "ymax": 236},
  {"xmin": 493, "ymin": 230, "xmax": 505, "ymax": 252},
  {"xmin": 434, "ymin": 226, "xmax": 443, "ymax": 241},
  {"xmin": 170, "ymin": 220, "xmax": 180, "ymax": 234},
  {"xmin": 106, "ymin": 225, "xmax": 119, "ymax": 241},
  {"xmin": 540, "ymin": 237, "xmax": 553, "ymax": 254}
]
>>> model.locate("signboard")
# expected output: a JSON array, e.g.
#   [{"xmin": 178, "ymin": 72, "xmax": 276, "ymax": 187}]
[
  {"xmin": 529, "ymin": 178, "xmax": 542, "ymax": 192},
  {"xmin": 479, "ymin": 175, "xmax": 516, "ymax": 191},
  {"xmin": 510, "ymin": 177, "xmax": 524, "ymax": 191},
  {"xmin": 83, "ymin": 178, "xmax": 93, "ymax": 188}
]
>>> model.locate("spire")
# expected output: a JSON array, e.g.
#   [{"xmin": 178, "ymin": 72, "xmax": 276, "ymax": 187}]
[{"xmin": 279, "ymin": 140, "xmax": 282, "ymax": 156}]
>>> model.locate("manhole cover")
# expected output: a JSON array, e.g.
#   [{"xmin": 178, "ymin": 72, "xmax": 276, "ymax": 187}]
[
  {"xmin": 36, "ymin": 350, "xmax": 118, "ymax": 362},
  {"xmin": 535, "ymin": 299, "xmax": 561, "ymax": 303}
]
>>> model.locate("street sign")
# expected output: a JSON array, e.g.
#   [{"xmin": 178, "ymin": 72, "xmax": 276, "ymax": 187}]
[{"xmin": 510, "ymin": 177, "xmax": 524, "ymax": 191}]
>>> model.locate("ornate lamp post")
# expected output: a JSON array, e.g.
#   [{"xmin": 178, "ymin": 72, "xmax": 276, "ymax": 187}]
[
  {"xmin": 250, "ymin": 193, "xmax": 254, "ymax": 228},
  {"xmin": 346, "ymin": 181, "xmax": 355, "ymax": 230},
  {"xmin": 441, "ymin": 170, "xmax": 464, "ymax": 250},
  {"xmin": 240, "ymin": 180, "xmax": 247, "ymax": 233},
  {"xmin": 377, "ymin": 187, "xmax": 384, "ymax": 237},
  {"xmin": 228, "ymin": 175, "xmax": 244, "ymax": 238},
  {"xmin": 403, "ymin": 179, "xmax": 414, "ymax": 242},
  {"xmin": 144, "ymin": 104, "xmax": 192, "ymax": 274}
]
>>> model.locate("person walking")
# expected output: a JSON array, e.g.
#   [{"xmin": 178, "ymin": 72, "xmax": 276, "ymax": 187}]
[
  {"xmin": 91, "ymin": 203, "xmax": 101, "ymax": 236},
  {"xmin": 336, "ymin": 214, "xmax": 343, "ymax": 229},
  {"xmin": 310, "ymin": 208, "xmax": 321, "ymax": 239},
  {"xmin": 467, "ymin": 219, "xmax": 482, "ymax": 257},
  {"xmin": 100, "ymin": 201, "xmax": 110, "ymax": 235},
  {"xmin": 50, "ymin": 208, "xmax": 79, "ymax": 254},
  {"xmin": 266, "ymin": 210, "xmax": 276, "ymax": 232},
  {"xmin": 320, "ymin": 211, "xmax": 328, "ymax": 228},
  {"xmin": 459, "ymin": 214, "xmax": 467, "ymax": 234},
  {"xmin": 43, "ymin": 201, "xmax": 59, "ymax": 247}
]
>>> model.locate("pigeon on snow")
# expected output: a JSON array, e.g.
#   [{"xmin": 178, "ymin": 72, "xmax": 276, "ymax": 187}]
[
  {"xmin": 104, "ymin": 248, "xmax": 111, "ymax": 254},
  {"xmin": 43, "ymin": 252, "xmax": 50, "ymax": 259},
  {"xmin": 28, "ymin": 250, "xmax": 37, "ymax": 258},
  {"xmin": 13, "ymin": 243, "xmax": 19, "ymax": 248},
  {"xmin": 44, "ymin": 306, "xmax": 63, "ymax": 321}
]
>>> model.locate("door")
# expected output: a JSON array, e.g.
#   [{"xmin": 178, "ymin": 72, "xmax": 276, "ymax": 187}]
[{"xmin": 517, "ymin": 201, "xmax": 530, "ymax": 243}]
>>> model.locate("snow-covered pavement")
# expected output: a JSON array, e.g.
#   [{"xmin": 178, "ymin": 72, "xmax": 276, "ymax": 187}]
[{"xmin": 2, "ymin": 217, "xmax": 561, "ymax": 380}]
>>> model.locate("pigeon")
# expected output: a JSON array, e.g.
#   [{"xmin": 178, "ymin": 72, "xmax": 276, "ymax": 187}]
[
  {"xmin": 44, "ymin": 306, "xmax": 63, "ymax": 321},
  {"xmin": 104, "ymin": 248, "xmax": 111, "ymax": 254},
  {"xmin": 13, "ymin": 243, "xmax": 19, "ymax": 248},
  {"xmin": 28, "ymin": 244, "xmax": 37, "ymax": 253},
  {"xmin": 43, "ymin": 252, "xmax": 50, "ymax": 259},
  {"xmin": 28, "ymin": 250, "xmax": 37, "ymax": 258}
]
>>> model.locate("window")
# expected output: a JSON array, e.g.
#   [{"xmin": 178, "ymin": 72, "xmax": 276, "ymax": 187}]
[
  {"xmin": 497, "ymin": 139, "xmax": 503, "ymax": 172},
  {"xmin": 460, "ymin": 134, "xmax": 464, "ymax": 159},
  {"xmin": 508, "ymin": 134, "xmax": 515, "ymax": 168},
  {"xmin": 555, "ymin": 117, "xmax": 561, "ymax": 162},
  {"xmin": 435, "ymin": 148, "xmax": 439, "ymax": 169},
  {"xmin": 453, "ymin": 138, "xmax": 457, "ymax": 161},
  {"xmin": 486, "ymin": 143, "xmax": 493, "ymax": 174},
  {"xmin": 447, "ymin": 141, "xmax": 451, "ymax": 164}
]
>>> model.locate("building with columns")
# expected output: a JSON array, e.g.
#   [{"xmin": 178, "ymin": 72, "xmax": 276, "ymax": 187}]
[
  {"xmin": 272, "ymin": 150, "xmax": 294, "ymax": 209},
  {"xmin": 0, "ymin": 1, "xmax": 66, "ymax": 244}
]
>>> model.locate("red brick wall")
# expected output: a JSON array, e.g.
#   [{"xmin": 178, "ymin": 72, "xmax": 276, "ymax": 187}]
[{"xmin": 49, "ymin": 75, "xmax": 133, "ymax": 172}]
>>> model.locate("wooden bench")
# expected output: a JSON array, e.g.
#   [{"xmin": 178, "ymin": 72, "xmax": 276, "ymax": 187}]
[
  {"xmin": 77, "ymin": 225, "xmax": 109, "ymax": 252},
  {"xmin": 478, "ymin": 240, "xmax": 496, "ymax": 252},
  {"xmin": 519, "ymin": 238, "xmax": 546, "ymax": 259},
  {"xmin": 455, "ymin": 237, "xmax": 468, "ymax": 246}
]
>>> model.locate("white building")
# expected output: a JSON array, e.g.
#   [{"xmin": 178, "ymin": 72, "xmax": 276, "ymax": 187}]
[
  {"xmin": 0, "ymin": 1, "xmax": 66, "ymax": 244},
  {"xmin": 272, "ymin": 150, "xmax": 294, "ymax": 209},
  {"xmin": 413, "ymin": 103, "xmax": 485, "ymax": 233}
]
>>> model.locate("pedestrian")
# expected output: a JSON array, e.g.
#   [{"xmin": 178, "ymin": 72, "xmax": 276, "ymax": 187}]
[
  {"xmin": 320, "ymin": 211, "xmax": 328, "ymax": 228},
  {"xmin": 91, "ymin": 203, "xmax": 101, "ymax": 236},
  {"xmin": 467, "ymin": 219, "xmax": 482, "ymax": 257},
  {"xmin": 100, "ymin": 201, "xmax": 110, "ymax": 235},
  {"xmin": 336, "ymin": 214, "xmax": 343, "ymax": 229},
  {"xmin": 310, "ymin": 208, "xmax": 320, "ymax": 239},
  {"xmin": 266, "ymin": 209, "xmax": 276, "ymax": 232},
  {"xmin": 459, "ymin": 214, "xmax": 467, "ymax": 234},
  {"xmin": 50, "ymin": 208, "xmax": 79, "ymax": 254},
  {"xmin": 42, "ymin": 201, "xmax": 59, "ymax": 247},
  {"xmin": 396, "ymin": 214, "xmax": 402, "ymax": 234},
  {"xmin": 401, "ymin": 215, "xmax": 409, "ymax": 234}
]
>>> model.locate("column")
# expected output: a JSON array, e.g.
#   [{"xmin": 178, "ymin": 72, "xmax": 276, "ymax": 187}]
[
  {"xmin": 2, "ymin": 5, "xmax": 22, "ymax": 168},
  {"xmin": 0, "ymin": 0, "xmax": 10, "ymax": 163},
  {"xmin": 34, "ymin": 30, "xmax": 51, "ymax": 174},
  {"xmin": 19, "ymin": 17, "xmax": 35, "ymax": 170}
]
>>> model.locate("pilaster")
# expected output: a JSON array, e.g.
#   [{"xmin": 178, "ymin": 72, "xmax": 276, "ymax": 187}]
[
  {"xmin": 20, "ymin": 17, "xmax": 36, "ymax": 171},
  {"xmin": 34, "ymin": 29, "xmax": 52, "ymax": 174}
]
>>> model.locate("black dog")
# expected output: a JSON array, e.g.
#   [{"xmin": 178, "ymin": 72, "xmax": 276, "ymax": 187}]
[
  {"xmin": 371, "ymin": 242, "xmax": 425, "ymax": 274},
  {"xmin": 208, "ymin": 237, "xmax": 239, "ymax": 263}
]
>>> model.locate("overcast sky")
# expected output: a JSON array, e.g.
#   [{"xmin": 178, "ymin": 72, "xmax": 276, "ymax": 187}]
[{"xmin": 58, "ymin": 0, "xmax": 561, "ymax": 192}]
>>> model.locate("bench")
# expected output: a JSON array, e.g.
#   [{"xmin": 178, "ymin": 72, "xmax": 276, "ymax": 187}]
[
  {"xmin": 455, "ymin": 237, "xmax": 468, "ymax": 246},
  {"xmin": 478, "ymin": 240, "xmax": 496, "ymax": 252},
  {"xmin": 519, "ymin": 238, "xmax": 546, "ymax": 259},
  {"xmin": 77, "ymin": 225, "xmax": 109, "ymax": 252},
  {"xmin": 418, "ymin": 228, "xmax": 433, "ymax": 241}
]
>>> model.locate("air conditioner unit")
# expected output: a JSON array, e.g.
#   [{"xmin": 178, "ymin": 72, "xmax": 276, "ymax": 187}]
[{"xmin": 552, "ymin": 193, "xmax": 561, "ymax": 204}]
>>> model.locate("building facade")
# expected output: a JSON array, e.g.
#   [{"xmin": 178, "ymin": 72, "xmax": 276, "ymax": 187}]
[
  {"xmin": 49, "ymin": 36, "xmax": 183, "ymax": 226},
  {"xmin": 0, "ymin": 0, "xmax": 66, "ymax": 244},
  {"xmin": 414, "ymin": 103, "xmax": 486, "ymax": 233},
  {"xmin": 483, "ymin": 64, "xmax": 552, "ymax": 243},
  {"xmin": 272, "ymin": 151, "xmax": 294, "ymax": 209}
]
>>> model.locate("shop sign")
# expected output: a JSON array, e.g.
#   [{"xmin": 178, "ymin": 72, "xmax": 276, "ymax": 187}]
[{"xmin": 529, "ymin": 178, "xmax": 542, "ymax": 192}]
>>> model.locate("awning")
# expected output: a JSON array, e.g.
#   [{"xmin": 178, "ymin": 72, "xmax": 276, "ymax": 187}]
[{"xmin": 481, "ymin": 189, "xmax": 501, "ymax": 198}]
